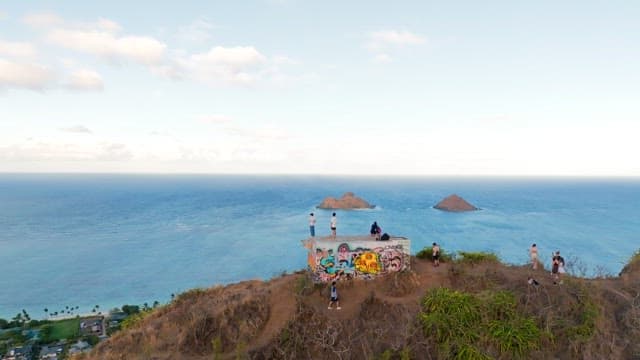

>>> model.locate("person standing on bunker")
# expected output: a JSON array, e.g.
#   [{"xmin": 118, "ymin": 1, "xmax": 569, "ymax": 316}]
[
  {"xmin": 309, "ymin": 212, "xmax": 316, "ymax": 237},
  {"xmin": 330, "ymin": 212, "xmax": 337, "ymax": 239}
]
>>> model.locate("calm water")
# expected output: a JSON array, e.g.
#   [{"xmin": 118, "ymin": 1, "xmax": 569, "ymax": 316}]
[{"xmin": 1, "ymin": 174, "xmax": 639, "ymax": 319}]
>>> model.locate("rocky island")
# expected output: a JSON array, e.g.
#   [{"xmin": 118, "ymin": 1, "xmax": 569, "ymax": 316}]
[
  {"xmin": 317, "ymin": 192, "xmax": 374, "ymax": 209},
  {"xmin": 434, "ymin": 194, "xmax": 478, "ymax": 212}
]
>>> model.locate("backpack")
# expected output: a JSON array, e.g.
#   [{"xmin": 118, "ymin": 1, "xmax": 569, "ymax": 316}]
[{"xmin": 380, "ymin": 233, "xmax": 390, "ymax": 241}]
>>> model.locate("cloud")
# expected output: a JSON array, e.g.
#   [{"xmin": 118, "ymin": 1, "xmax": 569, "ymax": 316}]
[
  {"xmin": 0, "ymin": 39, "xmax": 37, "ymax": 58},
  {"xmin": 199, "ymin": 114, "xmax": 233, "ymax": 123},
  {"xmin": 175, "ymin": 18, "xmax": 215, "ymax": 44},
  {"xmin": 180, "ymin": 46, "xmax": 267, "ymax": 85},
  {"xmin": 367, "ymin": 29, "xmax": 426, "ymax": 51},
  {"xmin": 22, "ymin": 12, "xmax": 64, "ymax": 28},
  {"xmin": 365, "ymin": 29, "xmax": 425, "ymax": 63},
  {"xmin": 0, "ymin": 58, "xmax": 55, "ymax": 90},
  {"xmin": 47, "ymin": 28, "xmax": 166, "ymax": 65},
  {"xmin": 59, "ymin": 125, "xmax": 93, "ymax": 134},
  {"xmin": 96, "ymin": 143, "xmax": 132, "ymax": 161},
  {"xmin": 373, "ymin": 53, "xmax": 392, "ymax": 64},
  {"xmin": 65, "ymin": 69, "xmax": 104, "ymax": 91}
]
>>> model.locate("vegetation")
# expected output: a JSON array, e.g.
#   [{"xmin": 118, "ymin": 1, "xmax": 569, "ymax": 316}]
[
  {"xmin": 416, "ymin": 245, "xmax": 454, "ymax": 262},
  {"xmin": 456, "ymin": 251, "xmax": 500, "ymax": 265},
  {"xmin": 420, "ymin": 288, "xmax": 544, "ymax": 359}
]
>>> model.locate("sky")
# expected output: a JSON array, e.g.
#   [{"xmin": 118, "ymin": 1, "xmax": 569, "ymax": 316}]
[{"xmin": 1, "ymin": 1, "xmax": 639, "ymax": 175}]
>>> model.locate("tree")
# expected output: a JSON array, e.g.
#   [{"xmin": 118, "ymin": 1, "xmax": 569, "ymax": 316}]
[{"xmin": 0, "ymin": 318, "xmax": 8, "ymax": 329}]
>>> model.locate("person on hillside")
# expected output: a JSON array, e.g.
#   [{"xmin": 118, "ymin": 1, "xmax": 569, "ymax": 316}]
[
  {"xmin": 530, "ymin": 243, "xmax": 539, "ymax": 270},
  {"xmin": 328, "ymin": 281, "xmax": 341, "ymax": 310},
  {"xmin": 432, "ymin": 242, "xmax": 441, "ymax": 267},
  {"xmin": 551, "ymin": 251, "xmax": 565, "ymax": 284},
  {"xmin": 370, "ymin": 221, "xmax": 381, "ymax": 240},
  {"xmin": 330, "ymin": 212, "xmax": 337, "ymax": 239},
  {"xmin": 309, "ymin": 213, "xmax": 316, "ymax": 237}
]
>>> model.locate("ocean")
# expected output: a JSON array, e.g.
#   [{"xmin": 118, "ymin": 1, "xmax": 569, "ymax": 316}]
[{"xmin": 1, "ymin": 174, "xmax": 639, "ymax": 319}]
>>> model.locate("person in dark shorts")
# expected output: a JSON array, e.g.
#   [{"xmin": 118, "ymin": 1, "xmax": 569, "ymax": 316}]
[
  {"xmin": 432, "ymin": 242, "xmax": 440, "ymax": 267},
  {"xmin": 328, "ymin": 281, "xmax": 341, "ymax": 310},
  {"xmin": 551, "ymin": 251, "xmax": 565, "ymax": 284},
  {"xmin": 330, "ymin": 212, "xmax": 337, "ymax": 239}
]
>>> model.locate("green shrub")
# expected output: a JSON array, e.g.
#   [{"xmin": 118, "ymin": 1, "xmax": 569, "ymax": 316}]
[
  {"xmin": 420, "ymin": 287, "xmax": 543, "ymax": 359},
  {"xmin": 416, "ymin": 246, "xmax": 454, "ymax": 262},
  {"xmin": 457, "ymin": 251, "xmax": 499, "ymax": 265}
]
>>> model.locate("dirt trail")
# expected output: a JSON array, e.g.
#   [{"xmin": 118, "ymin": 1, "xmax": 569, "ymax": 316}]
[{"xmin": 249, "ymin": 259, "xmax": 450, "ymax": 332}]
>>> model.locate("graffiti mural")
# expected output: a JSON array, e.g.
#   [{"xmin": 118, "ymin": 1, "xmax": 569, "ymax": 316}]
[{"xmin": 302, "ymin": 237, "xmax": 410, "ymax": 283}]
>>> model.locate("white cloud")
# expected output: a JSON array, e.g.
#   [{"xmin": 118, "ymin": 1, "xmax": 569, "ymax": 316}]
[
  {"xmin": 180, "ymin": 46, "xmax": 267, "ymax": 85},
  {"xmin": 366, "ymin": 29, "xmax": 425, "ymax": 63},
  {"xmin": 367, "ymin": 29, "xmax": 426, "ymax": 51},
  {"xmin": 96, "ymin": 143, "xmax": 132, "ymax": 161},
  {"xmin": 175, "ymin": 18, "xmax": 215, "ymax": 44},
  {"xmin": 199, "ymin": 114, "xmax": 233, "ymax": 123},
  {"xmin": 0, "ymin": 58, "xmax": 55, "ymax": 90},
  {"xmin": 59, "ymin": 125, "xmax": 93, "ymax": 134},
  {"xmin": 0, "ymin": 39, "xmax": 37, "ymax": 58},
  {"xmin": 65, "ymin": 69, "xmax": 104, "ymax": 91},
  {"xmin": 47, "ymin": 28, "xmax": 166, "ymax": 65},
  {"xmin": 373, "ymin": 53, "xmax": 392, "ymax": 64},
  {"xmin": 22, "ymin": 12, "xmax": 64, "ymax": 28}
]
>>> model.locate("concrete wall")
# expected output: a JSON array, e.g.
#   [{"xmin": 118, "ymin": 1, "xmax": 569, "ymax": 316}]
[{"xmin": 303, "ymin": 236, "xmax": 411, "ymax": 283}]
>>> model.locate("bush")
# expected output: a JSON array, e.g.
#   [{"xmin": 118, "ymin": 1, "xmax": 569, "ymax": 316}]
[
  {"xmin": 416, "ymin": 246, "xmax": 454, "ymax": 262},
  {"xmin": 457, "ymin": 251, "xmax": 499, "ymax": 265},
  {"xmin": 420, "ymin": 287, "xmax": 543, "ymax": 359},
  {"xmin": 619, "ymin": 248, "xmax": 640, "ymax": 276}
]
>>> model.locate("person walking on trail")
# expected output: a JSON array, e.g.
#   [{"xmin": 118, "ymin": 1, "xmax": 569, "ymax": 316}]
[
  {"xmin": 551, "ymin": 251, "xmax": 565, "ymax": 284},
  {"xmin": 330, "ymin": 212, "xmax": 337, "ymax": 239},
  {"xmin": 309, "ymin": 213, "xmax": 316, "ymax": 237},
  {"xmin": 530, "ymin": 243, "xmax": 539, "ymax": 270},
  {"xmin": 432, "ymin": 242, "xmax": 441, "ymax": 267},
  {"xmin": 328, "ymin": 281, "xmax": 341, "ymax": 310}
]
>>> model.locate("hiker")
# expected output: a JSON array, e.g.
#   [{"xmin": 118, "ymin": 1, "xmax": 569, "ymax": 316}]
[
  {"xmin": 551, "ymin": 251, "xmax": 565, "ymax": 284},
  {"xmin": 328, "ymin": 281, "xmax": 341, "ymax": 310},
  {"xmin": 370, "ymin": 221, "xmax": 381, "ymax": 240},
  {"xmin": 309, "ymin": 213, "xmax": 316, "ymax": 237},
  {"xmin": 330, "ymin": 212, "xmax": 337, "ymax": 238},
  {"xmin": 529, "ymin": 243, "xmax": 539, "ymax": 270},
  {"xmin": 432, "ymin": 242, "xmax": 440, "ymax": 267}
]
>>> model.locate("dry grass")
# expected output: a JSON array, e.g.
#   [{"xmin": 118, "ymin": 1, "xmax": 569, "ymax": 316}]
[{"xmin": 84, "ymin": 255, "xmax": 640, "ymax": 360}]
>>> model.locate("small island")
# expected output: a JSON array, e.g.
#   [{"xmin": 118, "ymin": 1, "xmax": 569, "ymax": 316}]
[
  {"xmin": 434, "ymin": 194, "xmax": 479, "ymax": 212},
  {"xmin": 317, "ymin": 192, "xmax": 374, "ymax": 209}
]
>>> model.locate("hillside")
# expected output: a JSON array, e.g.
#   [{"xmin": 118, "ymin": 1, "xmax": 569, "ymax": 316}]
[{"xmin": 79, "ymin": 253, "xmax": 640, "ymax": 360}]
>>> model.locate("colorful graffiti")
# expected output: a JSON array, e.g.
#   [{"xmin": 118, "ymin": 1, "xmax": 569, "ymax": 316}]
[{"xmin": 303, "ymin": 238, "xmax": 410, "ymax": 282}]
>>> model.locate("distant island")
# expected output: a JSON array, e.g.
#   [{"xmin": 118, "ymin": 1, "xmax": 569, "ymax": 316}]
[
  {"xmin": 434, "ymin": 194, "xmax": 478, "ymax": 212},
  {"xmin": 317, "ymin": 192, "xmax": 374, "ymax": 209}
]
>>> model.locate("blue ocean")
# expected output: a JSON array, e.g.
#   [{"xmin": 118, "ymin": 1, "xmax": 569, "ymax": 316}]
[{"xmin": 1, "ymin": 174, "xmax": 639, "ymax": 319}]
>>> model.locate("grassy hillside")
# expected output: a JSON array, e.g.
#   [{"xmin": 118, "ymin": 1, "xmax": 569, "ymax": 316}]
[{"xmin": 77, "ymin": 251, "xmax": 640, "ymax": 360}]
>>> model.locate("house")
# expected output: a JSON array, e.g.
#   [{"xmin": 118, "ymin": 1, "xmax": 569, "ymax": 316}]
[
  {"xmin": 39, "ymin": 343, "xmax": 64, "ymax": 360},
  {"xmin": 67, "ymin": 340, "xmax": 91, "ymax": 356},
  {"xmin": 107, "ymin": 312, "xmax": 127, "ymax": 329},
  {"xmin": 79, "ymin": 316, "xmax": 104, "ymax": 336},
  {"xmin": 3, "ymin": 344, "xmax": 33, "ymax": 360}
]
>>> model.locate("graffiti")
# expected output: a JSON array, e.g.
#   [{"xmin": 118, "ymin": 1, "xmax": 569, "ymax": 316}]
[{"xmin": 305, "ymin": 238, "xmax": 410, "ymax": 283}]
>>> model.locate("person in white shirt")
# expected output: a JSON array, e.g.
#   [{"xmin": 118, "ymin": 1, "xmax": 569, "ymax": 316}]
[
  {"xmin": 529, "ymin": 243, "xmax": 538, "ymax": 270},
  {"xmin": 309, "ymin": 213, "xmax": 316, "ymax": 237},
  {"xmin": 330, "ymin": 212, "xmax": 337, "ymax": 238}
]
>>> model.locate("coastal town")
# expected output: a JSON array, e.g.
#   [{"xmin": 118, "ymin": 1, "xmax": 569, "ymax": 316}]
[{"xmin": 0, "ymin": 304, "xmax": 150, "ymax": 360}]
